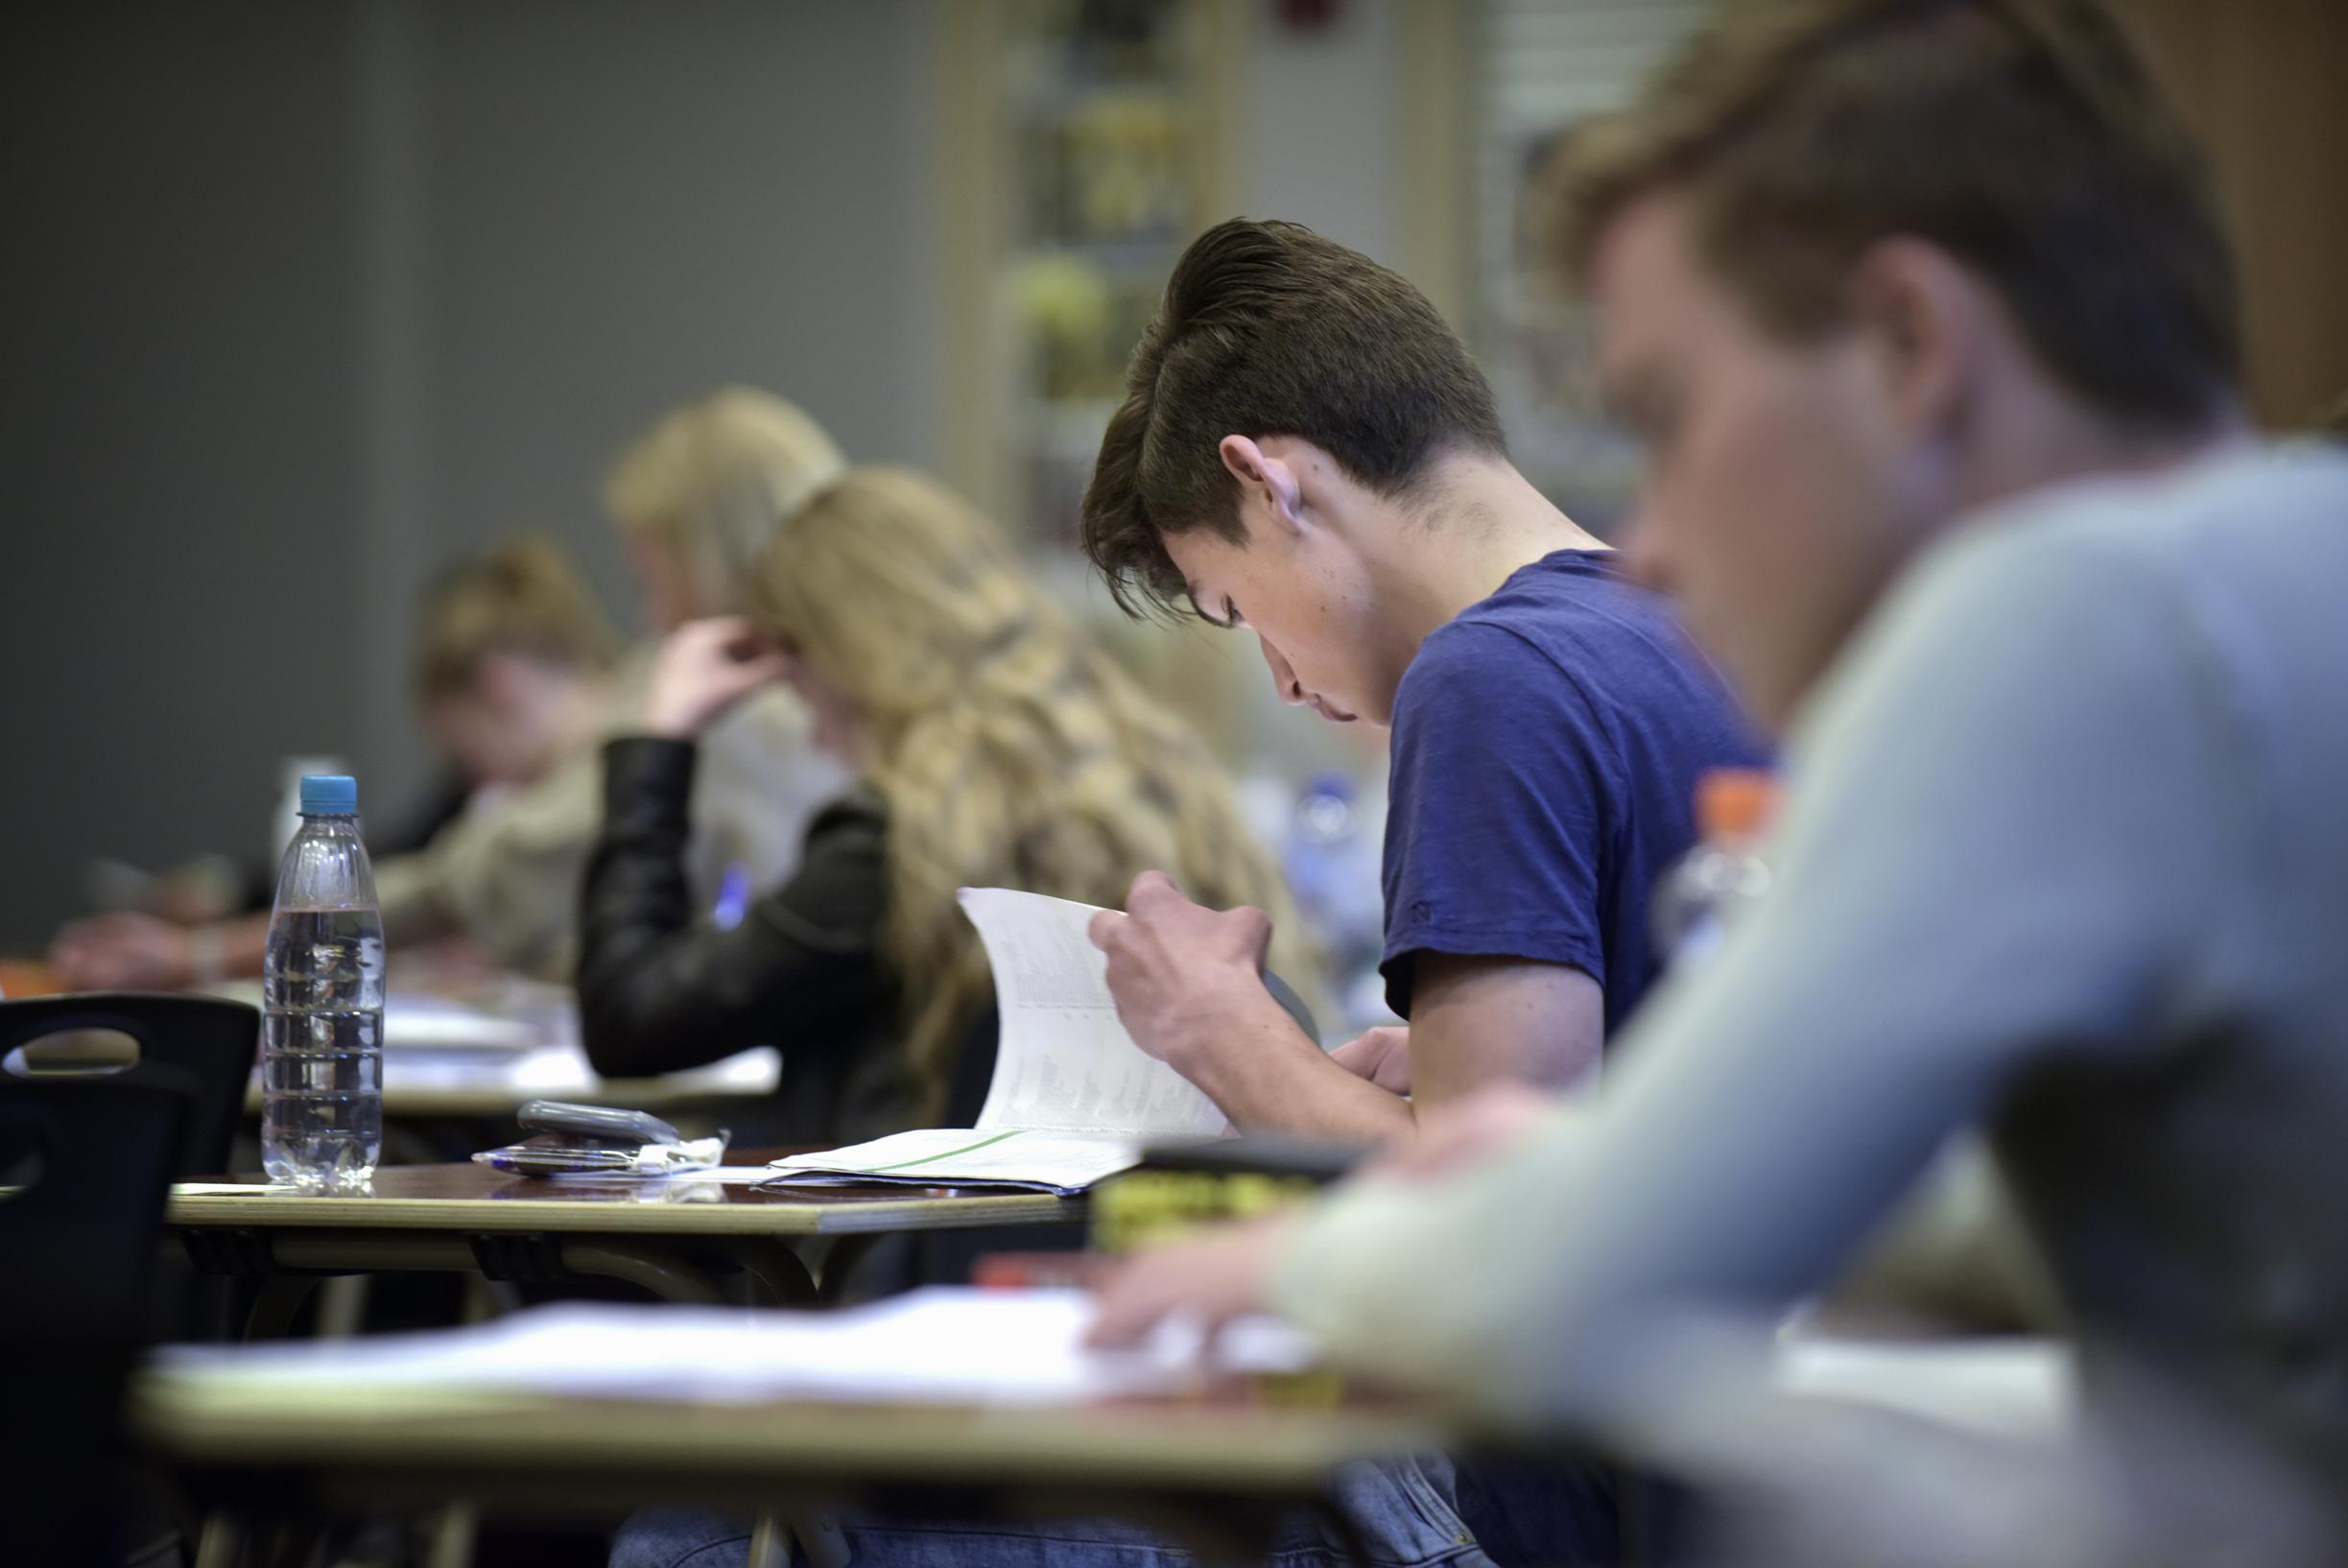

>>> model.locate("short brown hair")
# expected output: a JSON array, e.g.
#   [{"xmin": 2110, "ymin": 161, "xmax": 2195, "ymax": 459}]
[
  {"xmin": 1549, "ymin": 0, "xmax": 2240, "ymax": 430},
  {"xmin": 414, "ymin": 534, "xmax": 619, "ymax": 701},
  {"xmin": 1081, "ymin": 219, "xmax": 1506, "ymax": 619}
]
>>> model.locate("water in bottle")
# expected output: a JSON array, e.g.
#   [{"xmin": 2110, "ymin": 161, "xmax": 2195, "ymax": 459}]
[{"xmin": 261, "ymin": 773, "xmax": 385, "ymax": 1191}]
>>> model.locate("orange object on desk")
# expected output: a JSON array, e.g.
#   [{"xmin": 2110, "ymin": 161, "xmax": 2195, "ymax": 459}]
[{"xmin": 0, "ymin": 960, "xmax": 63, "ymax": 997}]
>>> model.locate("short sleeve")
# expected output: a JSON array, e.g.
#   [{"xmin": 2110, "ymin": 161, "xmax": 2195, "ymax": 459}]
[{"xmin": 1381, "ymin": 621, "xmax": 1620, "ymax": 1015}]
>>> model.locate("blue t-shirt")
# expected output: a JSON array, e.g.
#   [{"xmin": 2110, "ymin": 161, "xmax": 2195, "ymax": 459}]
[{"xmin": 1381, "ymin": 550, "xmax": 1769, "ymax": 1036}]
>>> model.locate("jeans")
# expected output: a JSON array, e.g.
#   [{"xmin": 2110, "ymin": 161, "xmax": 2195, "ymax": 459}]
[{"xmin": 610, "ymin": 1454, "xmax": 1618, "ymax": 1568}]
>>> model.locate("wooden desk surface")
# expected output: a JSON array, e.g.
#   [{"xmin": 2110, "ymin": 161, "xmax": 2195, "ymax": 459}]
[
  {"xmin": 169, "ymin": 1163, "xmax": 1082, "ymax": 1238},
  {"xmin": 130, "ymin": 1370, "xmax": 1445, "ymax": 1498}
]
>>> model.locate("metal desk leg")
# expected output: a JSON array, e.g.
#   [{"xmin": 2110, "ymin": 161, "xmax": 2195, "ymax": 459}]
[
  {"xmin": 557, "ymin": 1240, "xmax": 732, "ymax": 1306},
  {"xmin": 708, "ymin": 1236, "xmax": 819, "ymax": 1306},
  {"xmin": 747, "ymin": 1513, "xmax": 788, "ymax": 1568},
  {"xmin": 314, "ymin": 1273, "xmax": 369, "ymax": 1338},
  {"xmin": 798, "ymin": 1233, "xmax": 881, "ymax": 1303},
  {"xmin": 242, "ymin": 1275, "xmax": 320, "ymax": 1342},
  {"xmin": 423, "ymin": 1500, "xmax": 478, "ymax": 1568},
  {"xmin": 190, "ymin": 1511, "xmax": 242, "ymax": 1568}
]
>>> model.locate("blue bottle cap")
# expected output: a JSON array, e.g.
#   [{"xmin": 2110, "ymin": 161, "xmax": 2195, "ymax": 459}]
[
  {"xmin": 298, "ymin": 774, "xmax": 359, "ymax": 815},
  {"xmin": 1304, "ymin": 770, "xmax": 1356, "ymax": 802}
]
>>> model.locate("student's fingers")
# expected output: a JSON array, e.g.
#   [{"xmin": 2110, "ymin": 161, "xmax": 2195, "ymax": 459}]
[
  {"xmin": 1228, "ymin": 903, "xmax": 1275, "ymax": 963},
  {"xmin": 718, "ymin": 651, "xmax": 792, "ymax": 692},
  {"xmin": 699, "ymin": 614, "xmax": 767, "ymax": 649},
  {"xmin": 1123, "ymin": 868, "xmax": 1185, "ymax": 915},
  {"xmin": 1085, "ymin": 1219, "xmax": 1288, "ymax": 1349},
  {"xmin": 1086, "ymin": 908, "xmax": 1127, "ymax": 953},
  {"xmin": 1084, "ymin": 1253, "xmax": 1185, "ymax": 1347},
  {"xmin": 1330, "ymin": 1026, "xmax": 1411, "ymax": 1092},
  {"xmin": 50, "ymin": 915, "xmax": 179, "ymax": 989}
]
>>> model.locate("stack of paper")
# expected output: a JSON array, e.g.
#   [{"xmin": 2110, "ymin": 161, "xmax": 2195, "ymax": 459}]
[
  {"xmin": 150, "ymin": 1287, "xmax": 1317, "ymax": 1406},
  {"xmin": 763, "ymin": 890, "xmax": 1228, "ymax": 1195}
]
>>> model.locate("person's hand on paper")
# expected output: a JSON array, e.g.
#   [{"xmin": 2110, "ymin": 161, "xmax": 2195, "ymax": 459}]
[
  {"xmin": 49, "ymin": 911, "xmax": 198, "ymax": 990},
  {"xmin": 642, "ymin": 617, "xmax": 793, "ymax": 739},
  {"xmin": 1087, "ymin": 871, "xmax": 1294, "ymax": 1077},
  {"xmin": 1330, "ymin": 1025, "xmax": 1412, "ymax": 1094},
  {"xmin": 1084, "ymin": 1213, "xmax": 1294, "ymax": 1348}
]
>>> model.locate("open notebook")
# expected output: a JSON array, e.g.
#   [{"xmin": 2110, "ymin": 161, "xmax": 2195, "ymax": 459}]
[{"xmin": 763, "ymin": 889, "xmax": 1226, "ymax": 1196}]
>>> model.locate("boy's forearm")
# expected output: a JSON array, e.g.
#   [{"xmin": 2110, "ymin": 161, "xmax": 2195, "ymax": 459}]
[{"xmin": 1165, "ymin": 991, "xmax": 1417, "ymax": 1141}]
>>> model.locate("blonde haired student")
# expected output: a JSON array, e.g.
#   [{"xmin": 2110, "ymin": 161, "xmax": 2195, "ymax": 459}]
[
  {"xmin": 52, "ymin": 389, "xmax": 847, "ymax": 988},
  {"xmin": 578, "ymin": 464, "xmax": 1314, "ymax": 1141},
  {"xmin": 52, "ymin": 535, "xmax": 626, "ymax": 986}
]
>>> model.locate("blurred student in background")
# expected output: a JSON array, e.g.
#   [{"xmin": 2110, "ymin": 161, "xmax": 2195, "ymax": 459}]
[
  {"xmin": 50, "ymin": 535, "xmax": 623, "ymax": 986},
  {"xmin": 577, "ymin": 464, "xmax": 1316, "ymax": 1144},
  {"xmin": 48, "ymin": 388, "xmax": 845, "ymax": 990},
  {"xmin": 1090, "ymin": 0, "xmax": 2348, "ymax": 1559}
]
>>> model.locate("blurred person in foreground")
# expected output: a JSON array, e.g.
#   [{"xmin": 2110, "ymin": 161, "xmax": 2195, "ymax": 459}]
[
  {"xmin": 49, "ymin": 389, "xmax": 845, "ymax": 989},
  {"xmin": 577, "ymin": 463, "xmax": 1316, "ymax": 1141},
  {"xmin": 1081, "ymin": 0, "xmax": 2348, "ymax": 1562}
]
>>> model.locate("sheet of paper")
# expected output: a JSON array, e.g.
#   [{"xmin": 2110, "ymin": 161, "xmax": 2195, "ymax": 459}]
[
  {"xmin": 149, "ymin": 1287, "xmax": 1318, "ymax": 1406},
  {"xmin": 959, "ymin": 888, "xmax": 1227, "ymax": 1140},
  {"xmin": 1775, "ymin": 1334, "xmax": 2072, "ymax": 1439},
  {"xmin": 764, "ymin": 1127, "xmax": 1142, "ymax": 1194}
]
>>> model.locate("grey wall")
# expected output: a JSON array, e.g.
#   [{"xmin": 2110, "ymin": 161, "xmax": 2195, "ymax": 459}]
[{"xmin": 0, "ymin": 0, "xmax": 931, "ymax": 948}]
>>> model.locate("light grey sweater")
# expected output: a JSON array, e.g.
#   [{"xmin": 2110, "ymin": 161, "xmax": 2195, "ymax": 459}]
[{"xmin": 1270, "ymin": 443, "xmax": 2348, "ymax": 1496}]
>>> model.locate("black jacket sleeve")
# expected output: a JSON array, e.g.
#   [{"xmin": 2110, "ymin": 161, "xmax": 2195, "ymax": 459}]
[{"xmin": 576, "ymin": 737, "xmax": 892, "ymax": 1080}]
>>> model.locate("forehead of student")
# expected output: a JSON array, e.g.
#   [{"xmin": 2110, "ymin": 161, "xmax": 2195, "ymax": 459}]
[{"xmin": 1589, "ymin": 196, "xmax": 1729, "ymax": 417}]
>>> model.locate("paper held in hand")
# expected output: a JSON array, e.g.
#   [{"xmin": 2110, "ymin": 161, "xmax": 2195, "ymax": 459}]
[{"xmin": 763, "ymin": 889, "xmax": 1226, "ymax": 1195}]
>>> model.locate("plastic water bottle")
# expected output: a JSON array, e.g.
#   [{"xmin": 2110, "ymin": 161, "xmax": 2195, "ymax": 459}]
[
  {"xmin": 261, "ymin": 774, "xmax": 386, "ymax": 1191},
  {"xmin": 1284, "ymin": 771, "xmax": 1392, "ymax": 1035},
  {"xmin": 1650, "ymin": 768, "xmax": 1780, "ymax": 968}
]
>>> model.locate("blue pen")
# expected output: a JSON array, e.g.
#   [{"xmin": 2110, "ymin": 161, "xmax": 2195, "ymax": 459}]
[{"xmin": 713, "ymin": 863, "xmax": 752, "ymax": 931}]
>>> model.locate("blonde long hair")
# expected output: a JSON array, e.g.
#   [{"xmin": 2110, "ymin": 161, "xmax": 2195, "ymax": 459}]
[
  {"xmin": 755, "ymin": 466, "xmax": 1316, "ymax": 1111},
  {"xmin": 605, "ymin": 387, "xmax": 847, "ymax": 613}
]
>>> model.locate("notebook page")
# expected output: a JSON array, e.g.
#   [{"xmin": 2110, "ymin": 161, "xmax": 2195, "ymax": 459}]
[
  {"xmin": 150, "ymin": 1287, "xmax": 1322, "ymax": 1406},
  {"xmin": 960, "ymin": 888, "xmax": 1227, "ymax": 1140},
  {"xmin": 763, "ymin": 1127, "xmax": 1142, "ymax": 1193}
]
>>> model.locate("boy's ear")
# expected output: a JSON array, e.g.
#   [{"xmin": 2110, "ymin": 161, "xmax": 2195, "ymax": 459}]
[
  {"xmin": 1845, "ymin": 236, "xmax": 1980, "ymax": 442},
  {"xmin": 1219, "ymin": 436, "xmax": 1305, "ymax": 534}
]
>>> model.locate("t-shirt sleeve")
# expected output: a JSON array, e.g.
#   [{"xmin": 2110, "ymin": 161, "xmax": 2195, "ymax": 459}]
[{"xmin": 1380, "ymin": 621, "xmax": 1621, "ymax": 1015}]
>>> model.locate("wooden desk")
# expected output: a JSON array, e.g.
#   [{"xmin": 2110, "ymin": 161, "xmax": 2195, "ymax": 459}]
[
  {"xmin": 133, "ymin": 1366, "xmax": 1447, "ymax": 1568},
  {"xmin": 172, "ymin": 1163, "xmax": 1083, "ymax": 1322}
]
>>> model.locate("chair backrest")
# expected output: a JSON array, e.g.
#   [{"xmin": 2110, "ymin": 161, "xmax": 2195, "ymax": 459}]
[
  {"xmin": 0, "ymin": 1071, "xmax": 194, "ymax": 1567},
  {"xmin": 0, "ymin": 992, "xmax": 257, "ymax": 1176}
]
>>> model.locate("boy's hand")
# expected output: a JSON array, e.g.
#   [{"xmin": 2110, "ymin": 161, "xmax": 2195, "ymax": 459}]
[
  {"xmin": 1330, "ymin": 1025, "xmax": 1411, "ymax": 1093},
  {"xmin": 1087, "ymin": 871, "xmax": 1281, "ymax": 1076},
  {"xmin": 50, "ymin": 911, "xmax": 198, "ymax": 990}
]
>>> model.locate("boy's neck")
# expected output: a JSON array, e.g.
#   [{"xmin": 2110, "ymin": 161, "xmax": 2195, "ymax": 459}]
[
  {"xmin": 538, "ymin": 676, "xmax": 614, "ymax": 776},
  {"xmin": 1370, "ymin": 453, "xmax": 1608, "ymax": 653},
  {"xmin": 1958, "ymin": 376, "xmax": 2252, "ymax": 523}
]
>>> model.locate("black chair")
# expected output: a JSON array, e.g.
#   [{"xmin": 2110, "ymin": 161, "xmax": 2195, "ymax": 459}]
[
  {"xmin": 0, "ymin": 991, "xmax": 259, "ymax": 1175},
  {"xmin": 0, "ymin": 1071, "xmax": 195, "ymax": 1567}
]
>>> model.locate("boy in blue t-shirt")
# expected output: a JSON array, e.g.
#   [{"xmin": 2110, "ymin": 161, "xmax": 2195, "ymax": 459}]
[
  {"xmin": 613, "ymin": 222, "xmax": 1761, "ymax": 1568},
  {"xmin": 1078, "ymin": 217, "xmax": 1766, "ymax": 1140}
]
